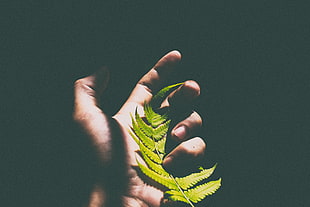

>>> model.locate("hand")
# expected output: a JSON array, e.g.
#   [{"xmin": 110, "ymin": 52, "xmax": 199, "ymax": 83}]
[{"xmin": 73, "ymin": 51, "xmax": 206, "ymax": 207}]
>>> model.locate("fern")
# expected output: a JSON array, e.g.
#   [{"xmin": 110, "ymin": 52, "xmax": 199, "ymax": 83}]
[{"xmin": 130, "ymin": 83, "xmax": 221, "ymax": 206}]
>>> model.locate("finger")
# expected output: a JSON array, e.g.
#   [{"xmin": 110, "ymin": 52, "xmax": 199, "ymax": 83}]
[
  {"xmin": 164, "ymin": 80, "xmax": 200, "ymax": 108},
  {"xmin": 138, "ymin": 50, "xmax": 182, "ymax": 92},
  {"xmin": 163, "ymin": 137, "xmax": 206, "ymax": 175},
  {"xmin": 119, "ymin": 50, "xmax": 182, "ymax": 111},
  {"xmin": 170, "ymin": 111, "xmax": 203, "ymax": 142},
  {"xmin": 74, "ymin": 68, "xmax": 109, "ymax": 114},
  {"xmin": 115, "ymin": 50, "xmax": 181, "ymax": 118}
]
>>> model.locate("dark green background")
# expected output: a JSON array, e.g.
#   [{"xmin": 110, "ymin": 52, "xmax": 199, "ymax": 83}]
[{"xmin": 2, "ymin": 1, "xmax": 309, "ymax": 207}]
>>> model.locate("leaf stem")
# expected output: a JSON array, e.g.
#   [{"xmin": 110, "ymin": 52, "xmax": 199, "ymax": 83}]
[{"xmin": 170, "ymin": 175, "xmax": 195, "ymax": 207}]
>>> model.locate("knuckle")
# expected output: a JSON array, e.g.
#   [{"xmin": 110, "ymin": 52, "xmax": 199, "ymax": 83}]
[
  {"xmin": 74, "ymin": 78, "xmax": 88, "ymax": 91},
  {"xmin": 74, "ymin": 78, "xmax": 86, "ymax": 88},
  {"xmin": 180, "ymin": 137, "xmax": 206, "ymax": 156},
  {"xmin": 180, "ymin": 144, "xmax": 195, "ymax": 155},
  {"xmin": 74, "ymin": 78, "xmax": 95, "ymax": 96}
]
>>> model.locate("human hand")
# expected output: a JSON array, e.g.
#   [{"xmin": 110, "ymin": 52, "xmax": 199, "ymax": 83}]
[{"xmin": 73, "ymin": 51, "xmax": 206, "ymax": 207}]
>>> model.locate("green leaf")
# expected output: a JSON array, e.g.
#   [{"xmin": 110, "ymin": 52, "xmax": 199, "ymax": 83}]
[
  {"xmin": 155, "ymin": 136, "xmax": 166, "ymax": 154},
  {"xmin": 140, "ymin": 149, "xmax": 169, "ymax": 176},
  {"xmin": 166, "ymin": 178, "xmax": 221, "ymax": 204},
  {"xmin": 165, "ymin": 190, "xmax": 189, "ymax": 203},
  {"xmin": 176, "ymin": 164, "xmax": 217, "ymax": 190},
  {"xmin": 153, "ymin": 120, "xmax": 170, "ymax": 140},
  {"xmin": 135, "ymin": 108, "xmax": 170, "ymax": 140},
  {"xmin": 131, "ymin": 114, "xmax": 155, "ymax": 151},
  {"xmin": 185, "ymin": 178, "xmax": 222, "ymax": 203},
  {"xmin": 144, "ymin": 103, "xmax": 168, "ymax": 127},
  {"xmin": 131, "ymin": 129, "xmax": 162, "ymax": 164},
  {"xmin": 137, "ymin": 159, "xmax": 178, "ymax": 190},
  {"xmin": 135, "ymin": 111, "xmax": 154, "ymax": 137},
  {"xmin": 129, "ymin": 83, "xmax": 222, "ymax": 206},
  {"xmin": 151, "ymin": 82, "xmax": 184, "ymax": 108}
]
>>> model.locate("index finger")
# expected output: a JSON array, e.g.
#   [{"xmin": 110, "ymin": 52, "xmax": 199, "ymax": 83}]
[
  {"xmin": 121, "ymin": 50, "xmax": 182, "ymax": 110},
  {"xmin": 138, "ymin": 50, "xmax": 182, "ymax": 93}
]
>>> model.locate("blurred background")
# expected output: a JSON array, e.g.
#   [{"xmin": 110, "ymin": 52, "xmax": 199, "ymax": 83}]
[{"xmin": 2, "ymin": 1, "xmax": 309, "ymax": 207}]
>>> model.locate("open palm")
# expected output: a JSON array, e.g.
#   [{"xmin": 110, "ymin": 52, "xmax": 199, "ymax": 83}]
[{"xmin": 74, "ymin": 51, "xmax": 205, "ymax": 207}]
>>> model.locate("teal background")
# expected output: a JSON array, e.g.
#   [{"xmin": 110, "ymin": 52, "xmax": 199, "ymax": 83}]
[{"xmin": 2, "ymin": 1, "xmax": 309, "ymax": 206}]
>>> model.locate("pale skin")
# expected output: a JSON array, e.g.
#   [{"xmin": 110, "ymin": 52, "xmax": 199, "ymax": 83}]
[{"xmin": 73, "ymin": 51, "xmax": 207, "ymax": 207}]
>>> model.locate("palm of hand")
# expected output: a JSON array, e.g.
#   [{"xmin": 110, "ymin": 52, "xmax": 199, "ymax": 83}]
[{"xmin": 74, "ymin": 51, "xmax": 205, "ymax": 207}]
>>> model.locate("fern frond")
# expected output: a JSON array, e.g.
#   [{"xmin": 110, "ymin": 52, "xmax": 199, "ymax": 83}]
[
  {"xmin": 166, "ymin": 178, "xmax": 221, "ymax": 204},
  {"xmin": 165, "ymin": 190, "xmax": 190, "ymax": 203},
  {"xmin": 165, "ymin": 190, "xmax": 189, "ymax": 203},
  {"xmin": 135, "ymin": 113, "xmax": 153, "ymax": 136},
  {"xmin": 131, "ymin": 115, "xmax": 155, "ymax": 151},
  {"xmin": 176, "ymin": 164, "xmax": 217, "ymax": 190},
  {"xmin": 155, "ymin": 136, "xmax": 166, "ymax": 154},
  {"xmin": 152, "ymin": 120, "xmax": 170, "ymax": 140},
  {"xmin": 137, "ymin": 159, "xmax": 178, "ymax": 190},
  {"xmin": 151, "ymin": 82, "xmax": 184, "ymax": 108},
  {"xmin": 140, "ymin": 148, "xmax": 169, "ymax": 176},
  {"xmin": 135, "ymin": 108, "xmax": 170, "ymax": 140},
  {"xmin": 144, "ymin": 103, "xmax": 168, "ymax": 127},
  {"xmin": 184, "ymin": 178, "xmax": 222, "ymax": 203},
  {"xmin": 132, "ymin": 131, "xmax": 163, "ymax": 164},
  {"xmin": 129, "ymin": 83, "xmax": 222, "ymax": 206}
]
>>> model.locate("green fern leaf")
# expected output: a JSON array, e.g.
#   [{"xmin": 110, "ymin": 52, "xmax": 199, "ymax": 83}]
[
  {"xmin": 130, "ymin": 130, "xmax": 163, "ymax": 164},
  {"xmin": 135, "ymin": 110, "xmax": 154, "ymax": 137},
  {"xmin": 153, "ymin": 120, "xmax": 170, "ymax": 140},
  {"xmin": 137, "ymin": 159, "xmax": 178, "ymax": 190},
  {"xmin": 155, "ymin": 136, "xmax": 166, "ymax": 154},
  {"xmin": 165, "ymin": 190, "xmax": 189, "ymax": 203},
  {"xmin": 165, "ymin": 178, "xmax": 221, "ymax": 204},
  {"xmin": 131, "ymin": 115, "xmax": 155, "ymax": 151},
  {"xmin": 130, "ymin": 83, "xmax": 222, "ymax": 206},
  {"xmin": 165, "ymin": 190, "xmax": 184, "ymax": 199},
  {"xmin": 139, "ymin": 149, "xmax": 169, "ymax": 176},
  {"xmin": 176, "ymin": 164, "xmax": 217, "ymax": 190},
  {"xmin": 135, "ymin": 108, "xmax": 170, "ymax": 140},
  {"xmin": 151, "ymin": 82, "xmax": 184, "ymax": 108},
  {"xmin": 185, "ymin": 178, "xmax": 222, "ymax": 203},
  {"xmin": 144, "ymin": 103, "xmax": 168, "ymax": 127}
]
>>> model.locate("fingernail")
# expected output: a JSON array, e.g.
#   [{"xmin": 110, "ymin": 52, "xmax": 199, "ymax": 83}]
[{"xmin": 173, "ymin": 125, "xmax": 187, "ymax": 140}]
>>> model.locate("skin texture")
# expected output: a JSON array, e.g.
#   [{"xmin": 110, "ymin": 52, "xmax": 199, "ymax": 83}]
[{"xmin": 73, "ymin": 51, "xmax": 206, "ymax": 207}]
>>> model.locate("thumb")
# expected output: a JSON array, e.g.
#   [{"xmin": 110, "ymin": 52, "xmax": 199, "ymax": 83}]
[
  {"xmin": 74, "ymin": 67, "xmax": 109, "ymax": 114},
  {"xmin": 73, "ymin": 67, "xmax": 111, "ymax": 153},
  {"xmin": 73, "ymin": 68, "xmax": 128, "ymax": 206}
]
